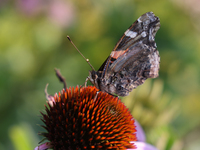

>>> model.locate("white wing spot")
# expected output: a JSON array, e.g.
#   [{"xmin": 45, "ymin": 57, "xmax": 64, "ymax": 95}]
[
  {"xmin": 137, "ymin": 17, "xmax": 142, "ymax": 23},
  {"xmin": 124, "ymin": 29, "xmax": 130, "ymax": 35},
  {"xmin": 141, "ymin": 31, "xmax": 146, "ymax": 37},
  {"xmin": 124, "ymin": 29, "xmax": 137, "ymax": 38}
]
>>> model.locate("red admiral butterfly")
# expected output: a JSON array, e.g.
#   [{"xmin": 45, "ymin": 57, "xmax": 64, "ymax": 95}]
[{"xmin": 69, "ymin": 12, "xmax": 160, "ymax": 97}]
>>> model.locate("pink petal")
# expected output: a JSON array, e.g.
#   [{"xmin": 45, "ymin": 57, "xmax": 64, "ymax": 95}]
[
  {"xmin": 128, "ymin": 141, "xmax": 158, "ymax": 150},
  {"xmin": 135, "ymin": 120, "xmax": 146, "ymax": 142},
  {"xmin": 34, "ymin": 142, "xmax": 52, "ymax": 150}
]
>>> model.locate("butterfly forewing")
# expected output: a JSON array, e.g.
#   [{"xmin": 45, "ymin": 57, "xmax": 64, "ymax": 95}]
[{"xmin": 104, "ymin": 12, "xmax": 160, "ymax": 75}]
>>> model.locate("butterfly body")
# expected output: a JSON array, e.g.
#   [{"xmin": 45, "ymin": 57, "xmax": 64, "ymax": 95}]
[{"xmin": 88, "ymin": 12, "xmax": 160, "ymax": 96}]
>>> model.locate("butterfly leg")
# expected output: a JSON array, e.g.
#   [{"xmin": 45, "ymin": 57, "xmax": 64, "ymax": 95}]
[
  {"xmin": 55, "ymin": 68, "xmax": 67, "ymax": 90},
  {"xmin": 75, "ymin": 77, "xmax": 89, "ymax": 96},
  {"xmin": 84, "ymin": 77, "xmax": 89, "ymax": 87},
  {"xmin": 93, "ymin": 91, "xmax": 100, "ymax": 102}
]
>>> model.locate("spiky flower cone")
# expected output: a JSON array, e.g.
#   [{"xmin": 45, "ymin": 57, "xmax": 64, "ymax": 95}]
[{"xmin": 40, "ymin": 86, "xmax": 137, "ymax": 150}]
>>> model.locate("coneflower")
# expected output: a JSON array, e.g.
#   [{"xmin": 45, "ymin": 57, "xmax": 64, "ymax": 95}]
[{"xmin": 35, "ymin": 86, "xmax": 137, "ymax": 150}]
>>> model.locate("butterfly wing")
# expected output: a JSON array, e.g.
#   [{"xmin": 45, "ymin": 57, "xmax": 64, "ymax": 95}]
[{"xmin": 100, "ymin": 12, "xmax": 160, "ymax": 96}]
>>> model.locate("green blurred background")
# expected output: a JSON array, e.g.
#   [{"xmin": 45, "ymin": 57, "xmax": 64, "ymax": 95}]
[{"xmin": 0, "ymin": 0, "xmax": 200, "ymax": 150}]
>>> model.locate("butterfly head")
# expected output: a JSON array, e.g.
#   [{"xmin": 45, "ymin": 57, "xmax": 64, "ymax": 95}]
[{"xmin": 88, "ymin": 70, "xmax": 100, "ymax": 89}]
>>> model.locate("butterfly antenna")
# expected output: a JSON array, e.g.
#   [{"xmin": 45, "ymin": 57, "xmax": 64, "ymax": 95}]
[{"xmin": 67, "ymin": 36, "xmax": 95, "ymax": 71}]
